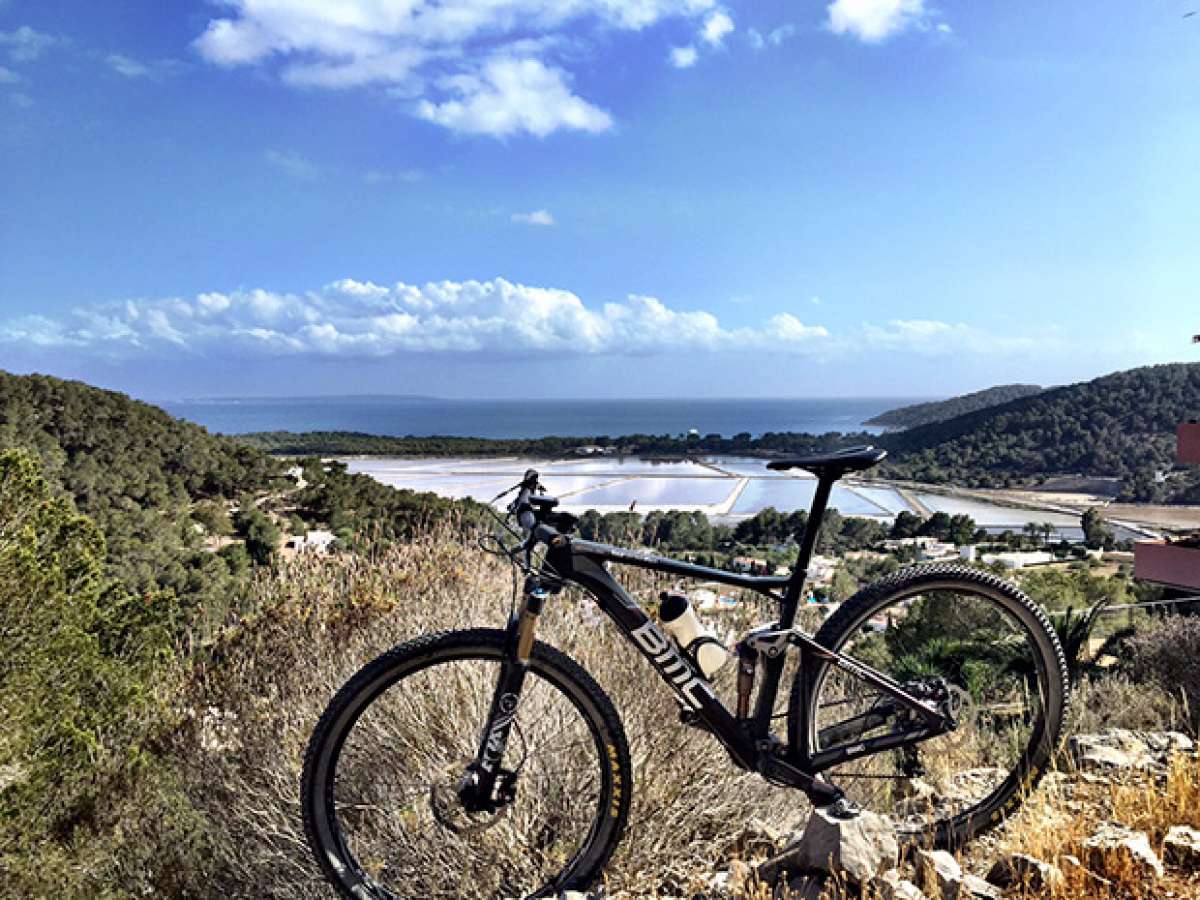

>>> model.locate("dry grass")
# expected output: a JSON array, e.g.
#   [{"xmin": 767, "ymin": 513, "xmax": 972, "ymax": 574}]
[
  {"xmin": 169, "ymin": 527, "xmax": 1200, "ymax": 899},
  {"xmin": 968, "ymin": 752, "xmax": 1200, "ymax": 899},
  {"xmin": 174, "ymin": 526, "xmax": 814, "ymax": 898}
]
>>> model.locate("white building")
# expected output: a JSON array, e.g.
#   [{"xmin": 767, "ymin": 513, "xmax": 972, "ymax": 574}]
[
  {"xmin": 286, "ymin": 529, "xmax": 336, "ymax": 554},
  {"xmin": 981, "ymin": 550, "xmax": 1054, "ymax": 569}
]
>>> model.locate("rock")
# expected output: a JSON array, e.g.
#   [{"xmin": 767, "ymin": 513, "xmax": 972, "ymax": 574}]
[
  {"xmin": 960, "ymin": 874, "xmax": 1002, "ymax": 899},
  {"xmin": 1060, "ymin": 854, "xmax": 1112, "ymax": 889},
  {"xmin": 916, "ymin": 849, "xmax": 962, "ymax": 898},
  {"xmin": 1069, "ymin": 729, "xmax": 1194, "ymax": 772},
  {"xmin": 758, "ymin": 805, "xmax": 898, "ymax": 886},
  {"xmin": 1083, "ymin": 823, "xmax": 1164, "ymax": 881},
  {"xmin": 1140, "ymin": 732, "xmax": 1194, "ymax": 754},
  {"xmin": 1164, "ymin": 825, "xmax": 1200, "ymax": 870},
  {"xmin": 871, "ymin": 868, "xmax": 928, "ymax": 900},
  {"xmin": 986, "ymin": 853, "xmax": 1065, "ymax": 892}
]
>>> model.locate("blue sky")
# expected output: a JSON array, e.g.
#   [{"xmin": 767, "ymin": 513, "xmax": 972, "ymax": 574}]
[{"xmin": 0, "ymin": 0, "xmax": 1197, "ymax": 401}]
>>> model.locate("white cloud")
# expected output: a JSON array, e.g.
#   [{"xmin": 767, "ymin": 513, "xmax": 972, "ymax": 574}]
[
  {"xmin": 0, "ymin": 65, "xmax": 21, "ymax": 83},
  {"xmin": 193, "ymin": 1, "xmax": 720, "ymax": 137},
  {"xmin": 826, "ymin": 0, "xmax": 932, "ymax": 43},
  {"xmin": 0, "ymin": 26, "xmax": 60, "ymax": 63},
  {"xmin": 416, "ymin": 56, "xmax": 611, "ymax": 138},
  {"xmin": 9, "ymin": 91, "xmax": 32, "ymax": 108},
  {"xmin": 768, "ymin": 24, "xmax": 798, "ymax": 45},
  {"xmin": 858, "ymin": 319, "xmax": 1057, "ymax": 356},
  {"xmin": 105, "ymin": 53, "xmax": 152, "ymax": 78},
  {"xmin": 669, "ymin": 45, "xmax": 699, "ymax": 68},
  {"xmin": 749, "ymin": 23, "xmax": 798, "ymax": 49},
  {"xmin": 264, "ymin": 148, "xmax": 320, "ymax": 180},
  {"xmin": 511, "ymin": 209, "xmax": 555, "ymax": 226},
  {"xmin": 701, "ymin": 11, "xmax": 734, "ymax": 46},
  {"xmin": 0, "ymin": 277, "xmax": 832, "ymax": 360}
]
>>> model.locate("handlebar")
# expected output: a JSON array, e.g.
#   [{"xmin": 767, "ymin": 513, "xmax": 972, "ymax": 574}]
[
  {"xmin": 507, "ymin": 469, "xmax": 565, "ymax": 547},
  {"xmin": 510, "ymin": 469, "xmax": 540, "ymax": 532}
]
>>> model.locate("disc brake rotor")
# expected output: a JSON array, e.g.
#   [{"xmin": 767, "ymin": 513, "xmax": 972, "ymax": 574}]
[{"xmin": 429, "ymin": 759, "xmax": 510, "ymax": 836}]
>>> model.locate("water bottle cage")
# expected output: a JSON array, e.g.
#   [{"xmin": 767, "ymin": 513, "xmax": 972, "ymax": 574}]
[{"xmin": 680, "ymin": 635, "xmax": 726, "ymax": 675}]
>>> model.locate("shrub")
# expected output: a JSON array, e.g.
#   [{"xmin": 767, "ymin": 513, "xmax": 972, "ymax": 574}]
[
  {"xmin": 0, "ymin": 449, "xmax": 193, "ymax": 898},
  {"xmin": 1127, "ymin": 614, "xmax": 1200, "ymax": 732}
]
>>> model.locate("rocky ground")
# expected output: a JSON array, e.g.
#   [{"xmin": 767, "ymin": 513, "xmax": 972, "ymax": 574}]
[{"xmin": 564, "ymin": 730, "xmax": 1200, "ymax": 900}]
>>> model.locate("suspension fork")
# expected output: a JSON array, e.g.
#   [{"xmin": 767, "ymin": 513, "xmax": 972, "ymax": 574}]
[{"xmin": 458, "ymin": 576, "xmax": 547, "ymax": 811}]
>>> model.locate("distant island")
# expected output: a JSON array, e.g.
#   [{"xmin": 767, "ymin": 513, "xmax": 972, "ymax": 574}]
[{"xmin": 865, "ymin": 384, "xmax": 1044, "ymax": 429}]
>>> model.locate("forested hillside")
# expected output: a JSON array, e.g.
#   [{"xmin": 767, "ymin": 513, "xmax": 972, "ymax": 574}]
[
  {"xmin": 879, "ymin": 363, "xmax": 1200, "ymax": 499},
  {"xmin": 0, "ymin": 372, "xmax": 281, "ymax": 621},
  {"xmin": 865, "ymin": 383, "xmax": 1043, "ymax": 429}
]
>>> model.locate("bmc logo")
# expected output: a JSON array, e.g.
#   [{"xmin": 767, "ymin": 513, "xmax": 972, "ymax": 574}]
[{"xmin": 630, "ymin": 620, "xmax": 716, "ymax": 711}]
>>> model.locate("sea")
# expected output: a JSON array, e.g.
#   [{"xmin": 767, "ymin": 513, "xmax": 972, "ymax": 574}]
[{"xmin": 161, "ymin": 396, "xmax": 923, "ymax": 439}]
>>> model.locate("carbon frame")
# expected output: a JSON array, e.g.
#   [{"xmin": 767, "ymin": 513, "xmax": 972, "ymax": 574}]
[
  {"xmin": 461, "ymin": 471, "xmax": 955, "ymax": 810},
  {"xmin": 552, "ymin": 538, "xmax": 949, "ymax": 785}
]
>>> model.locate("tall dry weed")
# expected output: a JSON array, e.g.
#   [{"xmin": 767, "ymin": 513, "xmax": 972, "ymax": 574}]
[{"xmin": 174, "ymin": 526, "xmax": 812, "ymax": 898}]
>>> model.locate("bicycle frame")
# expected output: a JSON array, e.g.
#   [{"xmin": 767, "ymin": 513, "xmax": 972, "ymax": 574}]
[{"xmin": 462, "ymin": 473, "xmax": 954, "ymax": 811}]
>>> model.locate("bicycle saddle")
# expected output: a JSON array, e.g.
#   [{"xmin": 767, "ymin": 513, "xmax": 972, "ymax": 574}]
[{"xmin": 765, "ymin": 445, "xmax": 887, "ymax": 479}]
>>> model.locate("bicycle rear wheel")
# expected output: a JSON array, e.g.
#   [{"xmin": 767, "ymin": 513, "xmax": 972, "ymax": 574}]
[
  {"xmin": 302, "ymin": 628, "xmax": 631, "ymax": 899},
  {"xmin": 790, "ymin": 564, "xmax": 1068, "ymax": 848}
]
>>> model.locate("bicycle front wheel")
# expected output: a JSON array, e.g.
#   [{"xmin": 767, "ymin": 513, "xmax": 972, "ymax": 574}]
[
  {"xmin": 790, "ymin": 564, "xmax": 1068, "ymax": 848},
  {"xmin": 302, "ymin": 628, "xmax": 631, "ymax": 899}
]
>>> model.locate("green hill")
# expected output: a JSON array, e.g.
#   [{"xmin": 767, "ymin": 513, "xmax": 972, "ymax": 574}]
[
  {"xmin": 866, "ymin": 384, "xmax": 1043, "ymax": 429},
  {"xmin": 0, "ymin": 371, "xmax": 281, "ymax": 614},
  {"xmin": 880, "ymin": 363, "xmax": 1200, "ymax": 499}
]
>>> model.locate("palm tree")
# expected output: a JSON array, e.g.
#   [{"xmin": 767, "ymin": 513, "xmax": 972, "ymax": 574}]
[{"xmin": 1023, "ymin": 522, "xmax": 1041, "ymax": 548}]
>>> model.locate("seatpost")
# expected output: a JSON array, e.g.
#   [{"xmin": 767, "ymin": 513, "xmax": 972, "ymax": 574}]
[{"xmin": 781, "ymin": 474, "xmax": 835, "ymax": 628}]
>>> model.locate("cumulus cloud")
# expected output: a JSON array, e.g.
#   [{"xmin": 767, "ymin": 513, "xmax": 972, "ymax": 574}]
[
  {"xmin": 416, "ymin": 56, "xmax": 611, "ymax": 138},
  {"xmin": 669, "ymin": 45, "xmax": 699, "ymax": 68},
  {"xmin": 193, "ymin": 0, "xmax": 723, "ymax": 137},
  {"xmin": 0, "ymin": 277, "xmax": 831, "ymax": 360},
  {"xmin": 701, "ymin": 11, "xmax": 735, "ymax": 46},
  {"xmin": 826, "ymin": 0, "xmax": 934, "ymax": 43},
  {"xmin": 511, "ymin": 209, "xmax": 555, "ymax": 226},
  {"xmin": 0, "ymin": 64, "xmax": 20, "ymax": 83},
  {"xmin": 264, "ymin": 148, "xmax": 320, "ymax": 180}
]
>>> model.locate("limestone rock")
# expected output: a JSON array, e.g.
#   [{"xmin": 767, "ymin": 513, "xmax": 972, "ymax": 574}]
[
  {"xmin": 960, "ymin": 874, "xmax": 1002, "ymax": 899},
  {"xmin": 916, "ymin": 849, "xmax": 962, "ymax": 898},
  {"xmin": 1083, "ymin": 823, "xmax": 1164, "ymax": 881},
  {"xmin": 1164, "ymin": 825, "xmax": 1200, "ymax": 870},
  {"xmin": 1069, "ymin": 729, "xmax": 1194, "ymax": 772},
  {"xmin": 758, "ymin": 805, "xmax": 898, "ymax": 886},
  {"xmin": 1060, "ymin": 854, "xmax": 1112, "ymax": 889},
  {"xmin": 986, "ymin": 853, "xmax": 1065, "ymax": 892},
  {"xmin": 871, "ymin": 868, "xmax": 928, "ymax": 900}
]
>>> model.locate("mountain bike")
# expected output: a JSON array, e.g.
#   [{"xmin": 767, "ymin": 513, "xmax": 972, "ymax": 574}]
[{"xmin": 301, "ymin": 447, "xmax": 1069, "ymax": 899}]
